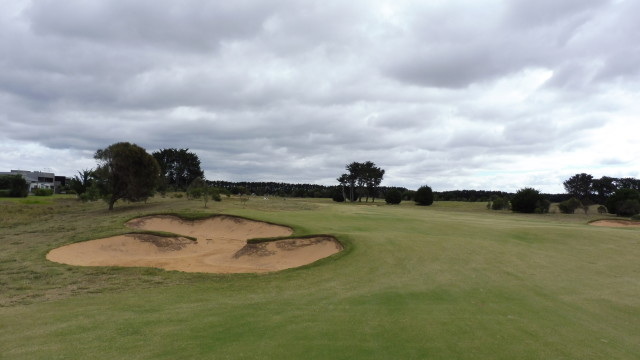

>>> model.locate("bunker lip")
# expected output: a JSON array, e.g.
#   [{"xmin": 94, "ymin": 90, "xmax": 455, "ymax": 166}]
[
  {"xmin": 47, "ymin": 214, "xmax": 343, "ymax": 274},
  {"xmin": 589, "ymin": 219, "xmax": 640, "ymax": 228}
]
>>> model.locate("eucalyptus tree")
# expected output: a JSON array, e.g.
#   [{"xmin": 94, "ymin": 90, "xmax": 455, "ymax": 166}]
[{"xmin": 93, "ymin": 142, "xmax": 160, "ymax": 210}]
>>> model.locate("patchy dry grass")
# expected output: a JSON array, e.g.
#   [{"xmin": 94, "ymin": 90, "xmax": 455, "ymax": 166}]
[{"xmin": 1, "ymin": 196, "xmax": 639, "ymax": 359}]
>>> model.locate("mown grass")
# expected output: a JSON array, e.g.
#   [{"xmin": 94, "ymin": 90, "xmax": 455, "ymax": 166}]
[{"xmin": 1, "ymin": 195, "xmax": 639, "ymax": 359}]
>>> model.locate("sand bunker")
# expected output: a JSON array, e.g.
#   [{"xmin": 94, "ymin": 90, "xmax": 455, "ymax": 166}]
[
  {"xmin": 590, "ymin": 219, "xmax": 640, "ymax": 228},
  {"xmin": 47, "ymin": 215, "xmax": 343, "ymax": 273}
]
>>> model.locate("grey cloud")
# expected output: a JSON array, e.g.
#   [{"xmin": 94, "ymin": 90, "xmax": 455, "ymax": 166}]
[
  {"xmin": 25, "ymin": 0, "xmax": 277, "ymax": 52},
  {"xmin": 1, "ymin": 0, "xmax": 638, "ymax": 193},
  {"xmin": 505, "ymin": 0, "xmax": 608, "ymax": 29}
]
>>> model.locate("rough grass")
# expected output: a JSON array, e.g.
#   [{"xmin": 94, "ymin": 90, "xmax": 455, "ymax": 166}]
[{"xmin": 1, "ymin": 195, "xmax": 639, "ymax": 359}]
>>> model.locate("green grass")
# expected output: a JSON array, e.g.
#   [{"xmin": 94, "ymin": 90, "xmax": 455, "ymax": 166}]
[{"xmin": 1, "ymin": 196, "xmax": 639, "ymax": 359}]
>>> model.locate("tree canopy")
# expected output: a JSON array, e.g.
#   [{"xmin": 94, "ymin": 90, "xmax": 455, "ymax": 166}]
[
  {"xmin": 606, "ymin": 188, "xmax": 640, "ymax": 217},
  {"xmin": 337, "ymin": 161, "xmax": 385, "ymax": 202},
  {"xmin": 563, "ymin": 173, "xmax": 640, "ymax": 205},
  {"xmin": 153, "ymin": 148, "xmax": 204, "ymax": 192},
  {"xmin": 94, "ymin": 142, "xmax": 160, "ymax": 210}
]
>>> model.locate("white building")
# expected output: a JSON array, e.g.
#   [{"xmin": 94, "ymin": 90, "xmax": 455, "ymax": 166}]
[{"xmin": 0, "ymin": 170, "xmax": 56, "ymax": 192}]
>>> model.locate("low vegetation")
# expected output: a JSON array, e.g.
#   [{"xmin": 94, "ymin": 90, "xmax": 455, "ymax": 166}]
[{"xmin": 1, "ymin": 195, "xmax": 639, "ymax": 359}]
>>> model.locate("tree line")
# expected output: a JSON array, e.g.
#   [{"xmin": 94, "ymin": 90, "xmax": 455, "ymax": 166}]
[
  {"xmin": 563, "ymin": 173, "xmax": 640, "ymax": 216},
  {"xmin": 21, "ymin": 141, "xmax": 640, "ymax": 218},
  {"xmin": 68, "ymin": 143, "xmax": 207, "ymax": 210}
]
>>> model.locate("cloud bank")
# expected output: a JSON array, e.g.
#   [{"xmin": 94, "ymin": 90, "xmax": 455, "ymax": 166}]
[{"xmin": 1, "ymin": 0, "xmax": 639, "ymax": 192}]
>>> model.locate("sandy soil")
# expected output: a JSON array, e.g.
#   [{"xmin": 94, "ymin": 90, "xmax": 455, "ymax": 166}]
[
  {"xmin": 589, "ymin": 219, "xmax": 640, "ymax": 228},
  {"xmin": 47, "ymin": 215, "xmax": 343, "ymax": 273}
]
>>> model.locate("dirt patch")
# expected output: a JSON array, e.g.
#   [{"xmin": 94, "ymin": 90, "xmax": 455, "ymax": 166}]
[
  {"xmin": 47, "ymin": 215, "xmax": 342, "ymax": 273},
  {"xmin": 590, "ymin": 219, "xmax": 640, "ymax": 228}
]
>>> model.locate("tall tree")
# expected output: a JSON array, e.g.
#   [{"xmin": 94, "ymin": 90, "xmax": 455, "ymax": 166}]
[
  {"xmin": 591, "ymin": 176, "xmax": 617, "ymax": 205},
  {"xmin": 345, "ymin": 161, "xmax": 362, "ymax": 202},
  {"xmin": 361, "ymin": 161, "xmax": 385, "ymax": 202},
  {"xmin": 337, "ymin": 173, "xmax": 350, "ymax": 202},
  {"xmin": 563, "ymin": 173, "xmax": 594, "ymax": 204},
  {"xmin": 152, "ymin": 148, "xmax": 204, "ymax": 191},
  {"xmin": 94, "ymin": 142, "xmax": 160, "ymax": 210},
  {"xmin": 339, "ymin": 161, "xmax": 385, "ymax": 202}
]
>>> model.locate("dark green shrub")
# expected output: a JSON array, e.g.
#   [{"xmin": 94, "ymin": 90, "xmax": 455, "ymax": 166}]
[
  {"xmin": 332, "ymin": 191, "xmax": 345, "ymax": 202},
  {"xmin": 606, "ymin": 188, "xmax": 640, "ymax": 216},
  {"xmin": 536, "ymin": 199, "xmax": 551, "ymax": 214},
  {"xmin": 385, "ymin": 189, "xmax": 402, "ymax": 205},
  {"xmin": 511, "ymin": 188, "xmax": 548, "ymax": 213},
  {"xmin": 630, "ymin": 214, "xmax": 640, "ymax": 221},
  {"xmin": 617, "ymin": 199, "xmax": 640, "ymax": 217},
  {"xmin": 211, "ymin": 189, "xmax": 222, "ymax": 202},
  {"xmin": 414, "ymin": 185, "xmax": 434, "ymax": 206},
  {"xmin": 597, "ymin": 205, "xmax": 608, "ymax": 214},
  {"xmin": 558, "ymin": 197, "xmax": 582, "ymax": 214},
  {"xmin": 33, "ymin": 188, "xmax": 54, "ymax": 196},
  {"xmin": 402, "ymin": 190, "xmax": 415, "ymax": 201},
  {"xmin": 0, "ymin": 175, "xmax": 29, "ymax": 197},
  {"xmin": 490, "ymin": 197, "xmax": 508, "ymax": 210},
  {"xmin": 79, "ymin": 184, "xmax": 101, "ymax": 202}
]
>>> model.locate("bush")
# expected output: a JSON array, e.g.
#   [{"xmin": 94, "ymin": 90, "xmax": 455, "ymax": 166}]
[
  {"xmin": 385, "ymin": 189, "xmax": 402, "ymax": 205},
  {"xmin": 33, "ymin": 188, "xmax": 54, "ymax": 196},
  {"xmin": 414, "ymin": 185, "xmax": 434, "ymax": 206},
  {"xmin": 490, "ymin": 197, "xmax": 508, "ymax": 210},
  {"xmin": 631, "ymin": 214, "xmax": 640, "ymax": 221},
  {"xmin": 617, "ymin": 199, "xmax": 640, "ymax": 217},
  {"xmin": 211, "ymin": 189, "xmax": 222, "ymax": 202},
  {"xmin": 558, "ymin": 197, "xmax": 582, "ymax": 214},
  {"xmin": 606, "ymin": 188, "xmax": 640, "ymax": 216},
  {"xmin": 511, "ymin": 188, "xmax": 548, "ymax": 213},
  {"xmin": 79, "ymin": 184, "xmax": 101, "ymax": 202},
  {"xmin": 0, "ymin": 175, "xmax": 29, "ymax": 197},
  {"xmin": 332, "ymin": 191, "xmax": 345, "ymax": 203},
  {"xmin": 597, "ymin": 205, "xmax": 608, "ymax": 214}
]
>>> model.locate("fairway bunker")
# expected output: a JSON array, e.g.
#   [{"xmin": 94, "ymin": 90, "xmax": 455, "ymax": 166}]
[
  {"xmin": 590, "ymin": 219, "xmax": 640, "ymax": 228},
  {"xmin": 47, "ymin": 215, "xmax": 343, "ymax": 273}
]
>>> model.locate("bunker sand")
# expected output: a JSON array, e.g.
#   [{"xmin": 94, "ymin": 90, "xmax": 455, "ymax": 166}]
[
  {"xmin": 590, "ymin": 219, "xmax": 640, "ymax": 228},
  {"xmin": 47, "ymin": 215, "xmax": 343, "ymax": 273}
]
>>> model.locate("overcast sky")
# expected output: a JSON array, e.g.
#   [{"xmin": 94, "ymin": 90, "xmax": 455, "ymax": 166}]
[{"xmin": 1, "ymin": 0, "xmax": 639, "ymax": 193}]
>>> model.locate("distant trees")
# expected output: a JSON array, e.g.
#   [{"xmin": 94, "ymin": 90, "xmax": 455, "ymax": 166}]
[
  {"xmin": 435, "ymin": 189, "xmax": 513, "ymax": 202},
  {"xmin": 153, "ymin": 148, "xmax": 204, "ymax": 192},
  {"xmin": 606, "ymin": 189, "xmax": 640, "ymax": 217},
  {"xmin": 511, "ymin": 188, "xmax": 550, "ymax": 213},
  {"xmin": 93, "ymin": 142, "xmax": 160, "ymax": 210},
  {"xmin": 563, "ymin": 173, "xmax": 640, "ymax": 205},
  {"xmin": 0, "ymin": 174, "xmax": 28, "ymax": 198},
  {"xmin": 337, "ymin": 161, "xmax": 385, "ymax": 202},
  {"xmin": 414, "ymin": 185, "xmax": 434, "ymax": 206}
]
